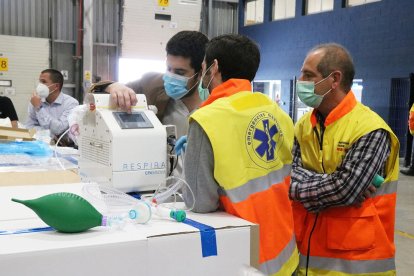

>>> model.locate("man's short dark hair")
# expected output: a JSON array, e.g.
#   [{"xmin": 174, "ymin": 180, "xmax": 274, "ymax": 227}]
[
  {"xmin": 41, "ymin": 69, "xmax": 64, "ymax": 91},
  {"xmin": 204, "ymin": 34, "xmax": 260, "ymax": 82},
  {"xmin": 166, "ymin": 31, "xmax": 209, "ymax": 73},
  {"xmin": 310, "ymin": 43, "xmax": 355, "ymax": 92}
]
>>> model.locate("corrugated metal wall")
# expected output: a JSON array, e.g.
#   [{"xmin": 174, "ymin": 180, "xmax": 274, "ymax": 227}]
[
  {"xmin": 94, "ymin": 0, "xmax": 119, "ymax": 45},
  {"xmin": 0, "ymin": 0, "xmax": 49, "ymax": 38},
  {"xmin": 53, "ymin": 0, "xmax": 76, "ymax": 42},
  {"xmin": 389, "ymin": 77, "xmax": 411, "ymax": 157},
  {"xmin": 0, "ymin": 0, "xmax": 239, "ymax": 124},
  {"xmin": 93, "ymin": 0, "xmax": 119, "ymax": 82},
  {"xmin": 0, "ymin": 35, "xmax": 49, "ymax": 123},
  {"xmin": 50, "ymin": 0, "xmax": 77, "ymax": 98},
  {"xmin": 201, "ymin": 0, "xmax": 238, "ymax": 38},
  {"xmin": 0, "ymin": 0, "xmax": 120, "ymax": 99},
  {"xmin": 121, "ymin": 0, "xmax": 202, "ymax": 60},
  {"xmin": 0, "ymin": 0, "xmax": 237, "ymax": 93}
]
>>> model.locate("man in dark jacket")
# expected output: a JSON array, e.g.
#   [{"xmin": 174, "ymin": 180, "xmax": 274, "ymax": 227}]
[
  {"xmin": 91, "ymin": 31, "xmax": 208, "ymax": 139},
  {"xmin": 0, "ymin": 96, "xmax": 18, "ymax": 128}
]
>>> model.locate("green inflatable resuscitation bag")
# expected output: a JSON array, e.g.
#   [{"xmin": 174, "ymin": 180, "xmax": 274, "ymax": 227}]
[{"xmin": 12, "ymin": 192, "xmax": 103, "ymax": 233}]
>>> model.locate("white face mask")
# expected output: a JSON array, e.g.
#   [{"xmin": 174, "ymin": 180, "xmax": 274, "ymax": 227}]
[{"xmin": 36, "ymin": 83, "xmax": 51, "ymax": 99}]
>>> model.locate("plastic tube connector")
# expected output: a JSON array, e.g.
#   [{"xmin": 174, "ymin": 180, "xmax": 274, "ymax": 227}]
[
  {"xmin": 372, "ymin": 174, "xmax": 385, "ymax": 188},
  {"xmin": 101, "ymin": 202, "xmax": 151, "ymax": 229},
  {"xmin": 170, "ymin": 209, "xmax": 186, "ymax": 222},
  {"xmin": 128, "ymin": 202, "xmax": 152, "ymax": 224},
  {"xmin": 153, "ymin": 205, "xmax": 186, "ymax": 222},
  {"xmin": 101, "ymin": 215, "xmax": 127, "ymax": 229}
]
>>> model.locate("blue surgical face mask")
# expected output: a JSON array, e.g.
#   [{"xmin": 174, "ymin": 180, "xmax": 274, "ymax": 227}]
[
  {"xmin": 163, "ymin": 71, "xmax": 198, "ymax": 100},
  {"xmin": 198, "ymin": 64, "xmax": 214, "ymax": 101},
  {"xmin": 296, "ymin": 73, "xmax": 333, "ymax": 108}
]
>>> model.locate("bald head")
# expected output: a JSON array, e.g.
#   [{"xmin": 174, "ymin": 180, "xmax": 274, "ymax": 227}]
[{"xmin": 308, "ymin": 43, "xmax": 355, "ymax": 92}]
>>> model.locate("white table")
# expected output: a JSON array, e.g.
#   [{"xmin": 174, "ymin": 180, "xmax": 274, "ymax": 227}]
[{"xmin": 0, "ymin": 183, "xmax": 258, "ymax": 276}]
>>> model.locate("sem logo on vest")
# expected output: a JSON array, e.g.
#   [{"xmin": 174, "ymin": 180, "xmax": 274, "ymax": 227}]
[
  {"xmin": 246, "ymin": 111, "xmax": 282, "ymax": 169},
  {"xmin": 336, "ymin": 141, "xmax": 349, "ymax": 152}
]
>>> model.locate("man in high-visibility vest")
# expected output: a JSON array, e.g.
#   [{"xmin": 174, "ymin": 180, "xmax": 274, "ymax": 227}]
[
  {"xmin": 400, "ymin": 103, "xmax": 414, "ymax": 175},
  {"xmin": 290, "ymin": 43, "xmax": 399, "ymax": 275},
  {"xmin": 409, "ymin": 103, "xmax": 414, "ymax": 135},
  {"xmin": 182, "ymin": 34, "xmax": 298, "ymax": 275}
]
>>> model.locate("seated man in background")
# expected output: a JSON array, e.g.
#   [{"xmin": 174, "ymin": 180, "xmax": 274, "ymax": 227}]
[
  {"xmin": 182, "ymin": 34, "xmax": 298, "ymax": 275},
  {"xmin": 0, "ymin": 95, "xmax": 19, "ymax": 128},
  {"xmin": 91, "ymin": 30, "xmax": 209, "ymax": 139},
  {"xmin": 26, "ymin": 69, "xmax": 79, "ymax": 146}
]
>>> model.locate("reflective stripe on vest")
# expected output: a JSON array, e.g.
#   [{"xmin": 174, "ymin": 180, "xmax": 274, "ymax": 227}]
[
  {"xmin": 409, "ymin": 103, "xmax": 414, "ymax": 135},
  {"xmin": 192, "ymin": 89, "xmax": 298, "ymax": 275},
  {"xmin": 375, "ymin": 180, "xmax": 397, "ymax": 196},
  {"xmin": 260, "ymin": 234, "xmax": 298, "ymax": 275},
  {"xmin": 294, "ymin": 93, "xmax": 399, "ymax": 275},
  {"xmin": 299, "ymin": 255, "xmax": 395, "ymax": 275},
  {"xmin": 225, "ymin": 164, "xmax": 291, "ymax": 203}
]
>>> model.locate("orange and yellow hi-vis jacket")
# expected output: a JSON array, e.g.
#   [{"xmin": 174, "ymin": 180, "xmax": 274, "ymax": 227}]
[
  {"xmin": 191, "ymin": 79, "xmax": 298, "ymax": 275},
  {"xmin": 294, "ymin": 91, "xmax": 399, "ymax": 276},
  {"xmin": 409, "ymin": 103, "xmax": 414, "ymax": 135}
]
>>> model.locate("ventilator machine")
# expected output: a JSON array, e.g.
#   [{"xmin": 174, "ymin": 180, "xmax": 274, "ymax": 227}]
[{"xmin": 78, "ymin": 93, "xmax": 174, "ymax": 193}]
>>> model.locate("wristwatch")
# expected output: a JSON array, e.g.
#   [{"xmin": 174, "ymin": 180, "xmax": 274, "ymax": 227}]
[{"xmin": 88, "ymin": 81, "xmax": 114, "ymax": 93}]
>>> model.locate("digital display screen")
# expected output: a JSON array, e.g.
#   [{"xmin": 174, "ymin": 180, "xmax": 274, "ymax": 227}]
[
  {"xmin": 119, "ymin": 113, "xmax": 145, "ymax": 123},
  {"xmin": 113, "ymin": 111, "xmax": 153, "ymax": 129}
]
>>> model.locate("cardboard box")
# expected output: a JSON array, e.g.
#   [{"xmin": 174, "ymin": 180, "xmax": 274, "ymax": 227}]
[
  {"xmin": 0, "ymin": 183, "xmax": 258, "ymax": 276},
  {"xmin": 0, "ymin": 126, "xmax": 35, "ymax": 141},
  {"xmin": 0, "ymin": 169, "xmax": 80, "ymax": 186},
  {"xmin": 0, "ymin": 146, "xmax": 80, "ymax": 186}
]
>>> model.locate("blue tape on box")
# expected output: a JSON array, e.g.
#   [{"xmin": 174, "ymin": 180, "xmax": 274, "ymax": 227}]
[
  {"xmin": 183, "ymin": 218, "xmax": 217, "ymax": 257},
  {"xmin": 0, "ymin": 226, "xmax": 54, "ymax": 235}
]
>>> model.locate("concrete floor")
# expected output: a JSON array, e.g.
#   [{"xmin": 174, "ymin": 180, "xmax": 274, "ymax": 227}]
[{"xmin": 395, "ymin": 165, "xmax": 414, "ymax": 275}]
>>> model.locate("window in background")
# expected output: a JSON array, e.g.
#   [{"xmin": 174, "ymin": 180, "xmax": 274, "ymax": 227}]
[
  {"xmin": 352, "ymin": 79, "xmax": 363, "ymax": 102},
  {"xmin": 118, "ymin": 58, "xmax": 165, "ymax": 84},
  {"xmin": 252, "ymin": 80, "xmax": 282, "ymax": 104},
  {"xmin": 245, "ymin": 0, "xmax": 264, "ymax": 26},
  {"xmin": 347, "ymin": 0, "xmax": 380, "ymax": 7},
  {"xmin": 306, "ymin": 0, "xmax": 334, "ymax": 15},
  {"xmin": 272, "ymin": 0, "xmax": 295, "ymax": 21}
]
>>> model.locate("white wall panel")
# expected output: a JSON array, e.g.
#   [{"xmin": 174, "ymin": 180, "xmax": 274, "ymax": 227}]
[
  {"xmin": 121, "ymin": 0, "xmax": 202, "ymax": 60},
  {"xmin": 0, "ymin": 35, "xmax": 49, "ymax": 123}
]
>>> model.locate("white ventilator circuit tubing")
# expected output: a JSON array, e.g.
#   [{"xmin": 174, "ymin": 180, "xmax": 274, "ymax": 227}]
[
  {"xmin": 82, "ymin": 183, "xmax": 152, "ymax": 224},
  {"xmin": 53, "ymin": 128, "xmax": 71, "ymax": 171},
  {"xmin": 147, "ymin": 149, "xmax": 196, "ymax": 212},
  {"xmin": 149, "ymin": 175, "xmax": 195, "ymax": 212},
  {"xmin": 82, "ymin": 155, "xmax": 195, "ymax": 223},
  {"xmin": 54, "ymin": 104, "xmax": 89, "ymax": 170}
]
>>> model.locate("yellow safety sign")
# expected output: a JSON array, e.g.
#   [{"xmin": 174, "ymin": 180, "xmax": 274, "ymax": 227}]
[
  {"xmin": 158, "ymin": 0, "xmax": 169, "ymax": 7},
  {"xmin": 0, "ymin": 57, "xmax": 8, "ymax": 72},
  {"xmin": 84, "ymin": 70, "xmax": 91, "ymax": 81}
]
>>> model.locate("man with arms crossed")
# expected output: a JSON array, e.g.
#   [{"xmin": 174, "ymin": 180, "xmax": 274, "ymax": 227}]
[{"xmin": 290, "ymin": 43, "xmax": 399, "ymax": 275}]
